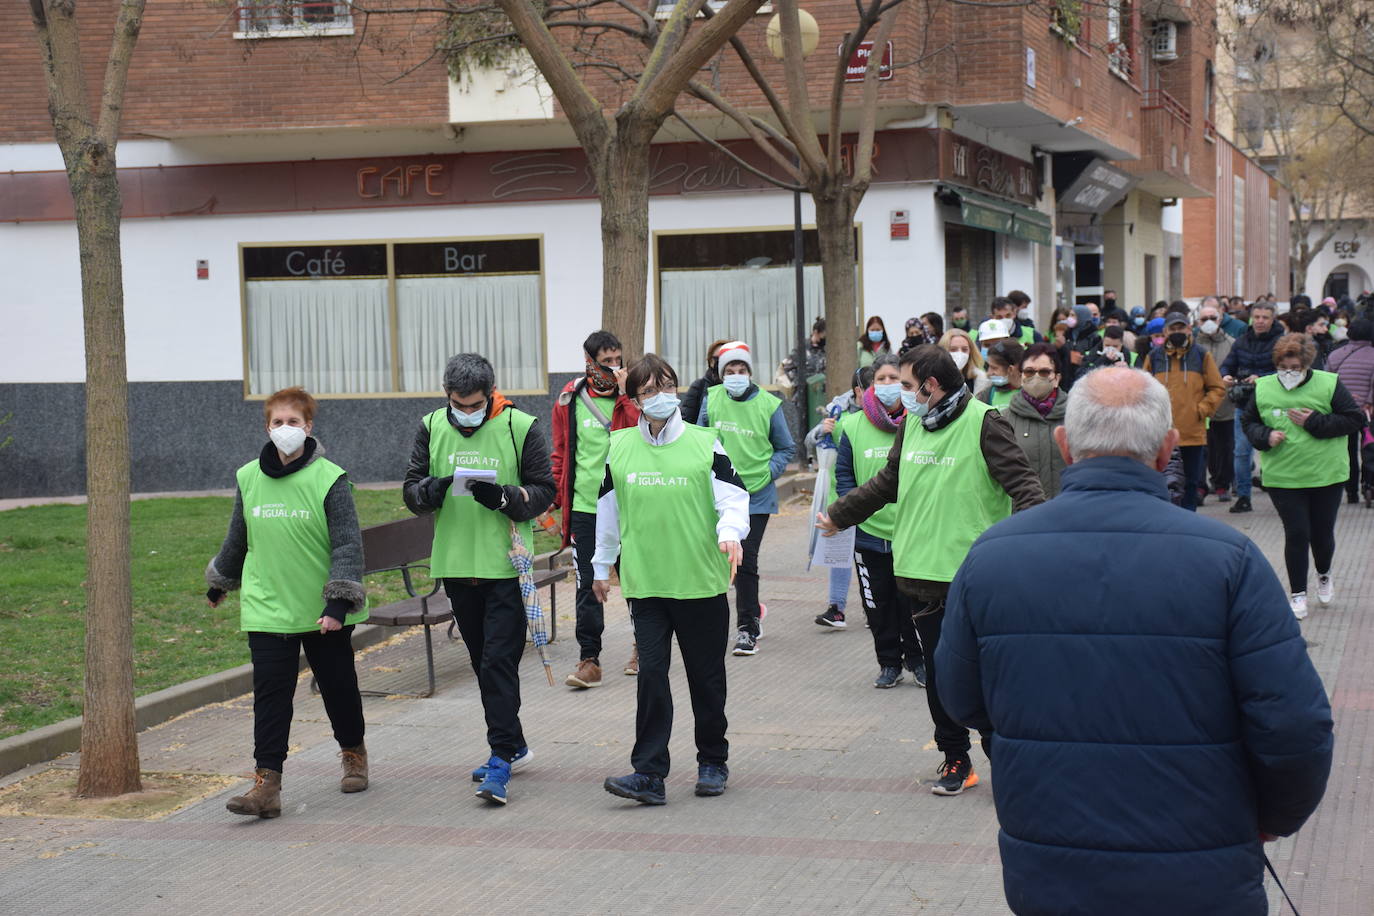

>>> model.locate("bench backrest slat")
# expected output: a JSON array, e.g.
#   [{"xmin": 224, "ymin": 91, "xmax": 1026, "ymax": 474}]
[{"xmin": 362, "ymin": 515, "xmax": 435, "ymax": 575}]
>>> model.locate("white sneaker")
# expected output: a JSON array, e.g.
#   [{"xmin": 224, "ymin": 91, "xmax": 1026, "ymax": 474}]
[
  {"xmin": 1290, "ymin": 592, "xmax": 1309, "ymax": 620},
  {"xmin": 1316, "ymin": 575, "xmax": 1334, "ymax": 606}
]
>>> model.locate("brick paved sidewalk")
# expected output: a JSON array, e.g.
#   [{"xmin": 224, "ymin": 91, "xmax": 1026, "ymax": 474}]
[{"xmin": 0, "ymin": 490, "xmax": 1369, "ymax": 914}]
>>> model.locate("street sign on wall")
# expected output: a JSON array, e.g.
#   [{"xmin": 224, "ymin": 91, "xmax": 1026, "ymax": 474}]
[{"xmin": 842, "ymin": 40, "xmax": 893, "ymax": 82}]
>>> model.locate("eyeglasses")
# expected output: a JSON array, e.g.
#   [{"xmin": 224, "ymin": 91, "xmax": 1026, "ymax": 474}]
[{"xmin": 1021, "ymin": 368, "xmax": 1057, "ymax": 379}]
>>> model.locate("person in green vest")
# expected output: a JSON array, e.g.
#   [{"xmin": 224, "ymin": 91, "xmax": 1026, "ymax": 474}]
[
  {"xmin": 979, "ymin": 336, "xmax": 1025, "ymax": 409},
  {"xmin": 969, "ymin": 298, "xmax": 1038, "ymax": 347},
  {"xmin": 696, "ymin": 341, "xmax": 796, "ymax": 657},
  {"xmin": 833, "ymin": 355, "xmax": 925, "ymax": 688},
  {"xmin": 594, "ymin": 354, "xmax": 751, "ymax": 805},
  {"xmin": 402, "ymin": 353, "xmax": 555, "ymax": 806},
  {"xmin": 205, "ymin": 387, "xmax": 370, "ymax": 820},
  {"xmin": 1241, "ymin": 333, "xmax": 1365, "ymax": 619},
  {"xmin": 817, "ymin": 345, "xmax": 1044, "ymax": 797}
]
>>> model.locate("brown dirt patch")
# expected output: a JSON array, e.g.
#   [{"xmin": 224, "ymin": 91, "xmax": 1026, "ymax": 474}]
[{"xmin": 0, "ymin": 768, "xmax": 235, "ymax": 820}]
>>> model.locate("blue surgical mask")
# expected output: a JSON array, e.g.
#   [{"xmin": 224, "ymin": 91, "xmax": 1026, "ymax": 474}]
[
  {"xmin": 1133, "ymin": 316, "xmax": 1145, "ymax": 327},
  {"xmin": 723, "ymin": 374, "xmax": 751, "ymax": 397},
  {"xmin": 900, "ymin": 388, "xmax": 930, "ymax": 417},
  {"xmin": 640, "ymin": 392, "xmax": 680, "ymax": 420},
  {"xmin": 868, "ymin": 330, "xmax": 884, "ymax": 343},
  {"xmin": 988, "ymin": 375, "xmax": 1009, "ymax": 388},
  {"xmin": 980, "ymin": 347, "xmax": 989, "ymax": 360},
  {"xmin": 450, "ymin": 404, "xmax": 485, "ymax": 428},
  {"xmin": 874, "ymin": 383, "xmax": 902, "ymax": 407}
]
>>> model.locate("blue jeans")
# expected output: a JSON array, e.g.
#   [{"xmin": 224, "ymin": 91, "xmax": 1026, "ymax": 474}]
[
  {"xmin": 828, "ymin": 565, "xmax": 849, "ymax": 610},
  {"xmin": 1234, "ymin": 417, "xmax": 1255, "ymax": 498}
]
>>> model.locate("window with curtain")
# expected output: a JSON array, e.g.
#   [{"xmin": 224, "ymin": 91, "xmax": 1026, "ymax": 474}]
[
  {"xmin": 657, "ymin": 228, "xmax": 857, "ymax": 384},
  {"xmin": 241, "ymin": 238, "xmax": 544, "ymax": 396}
]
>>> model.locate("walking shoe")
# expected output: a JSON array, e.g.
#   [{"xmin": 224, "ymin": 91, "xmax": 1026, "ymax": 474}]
[
  {"xmin": 908, "ymin": 662, "xmax": 928, "ymax": 688},
  {"xmin": 623, "ymin": 645, "xmax": 639, "ymax": 676},
  {"xmin": 732, "ymin": 630, "xmax": 758, "ymax": 656},
  {"xmin": 1195, "ymin": 488, "xmax": 1208, "ymax": 507},
  {"xmin": 226, "ymin": 768, "xmax": 282, "ymax": 818},
  {"xmin": 339, "ymin": 742, "xmax": 369, "ymax": 793},
  {"xmin": 815, "ymin": 605, "xmax": 847, "ymax": 628},
  {"xmin": 1229, "ymin": 496, "xmax": 1252, "ymax": 514},
  {"xmin": 471, "ymin": 746, "xmax": 533, "ymax": 781},
  {"xmin": 695, "ymin": 764, "xmax": 729, "ymax": 797},
  {"xmin": 1290, "ymin": 592, "xmax": 1309, "ymax": 620},
  {"xmin": 931, "ymin": 756, "xmax": 979, "ymax": 796},
  {"xmin": 874, "ymin": 666, "xmax": 904, "ymax": 688},
  {"xmin": 1316, "ymin": 575, "xmax": 1334, "ymax": 606},
  {"xmin": 757, "ymin": 602, "xmax": 768, "ymax": 638},
  {"xmin": 475, "ymin": 756, "xmax": 511, "ymax": 805},
  {"xmin": 1216, "ymin": 487, "xmax": 1231, "ymax": 503},
  {"xmin": 604, "ymin": 772, "xmax": 666, "ymax": 805},
  {"xmin": 565, "ymin": 658, "xmax": 603, "ymax": 689}
]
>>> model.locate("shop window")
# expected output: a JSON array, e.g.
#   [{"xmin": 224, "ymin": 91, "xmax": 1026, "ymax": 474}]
[
  {"xmin": 944, "ymin": 224, "xmax": 997, "ymax": 316},
  {"xmin": 235, "ymin": 1, "xmax": 354, "ymax": 39},
  {"xmin": 656, "ymin": 228, "xmax": 857, "ymax": 385},
  {"xmin": 241, "ymin": 238, "xmax": 544, "ymax": 396}
]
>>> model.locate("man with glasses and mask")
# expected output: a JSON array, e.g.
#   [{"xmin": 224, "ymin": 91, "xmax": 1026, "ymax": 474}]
[
  {"xmin": 552, "ymin": 331, "xmax": 641, "ymax": 689},
  {"xmin": 403, "ymin": 352, "xmax": 555, "ymax": 806},
  {"xmin": 816, "ymin": 345, "xmax": 1043, "ymax": 797}
]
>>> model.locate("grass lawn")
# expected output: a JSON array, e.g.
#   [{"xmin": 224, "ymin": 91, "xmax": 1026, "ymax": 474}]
[{"xmin": 0, "ymin": 489, "xmax": 560, "ymax": 740}]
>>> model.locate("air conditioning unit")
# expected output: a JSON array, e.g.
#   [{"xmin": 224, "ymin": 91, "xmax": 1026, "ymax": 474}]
[{"xmin": 1152, "ymin": 22, "xmax": 1178, "ymax": 61}]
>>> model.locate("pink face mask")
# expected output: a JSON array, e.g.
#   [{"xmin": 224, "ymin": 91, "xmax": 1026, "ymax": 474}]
[
  {"xmin": 1151, "ymin": 335, "xmax": 1166, "ymax": 347},
  {"xmin": 1065, "ymin": 315, "xmax": 1079, "ymax": 329}
]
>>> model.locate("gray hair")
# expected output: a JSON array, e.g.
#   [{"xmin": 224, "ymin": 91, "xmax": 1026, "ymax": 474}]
[
  {"xmin": 1063, "ymin": 367, "xmax": 1173, "ymax": 464},
  {"xmin": 1250, "ymin": 300, "xmax": 1277, "ymax": 315},
  {"xmin": 443, "ymin": 353, "xmax": 495, "ymax": 396}
]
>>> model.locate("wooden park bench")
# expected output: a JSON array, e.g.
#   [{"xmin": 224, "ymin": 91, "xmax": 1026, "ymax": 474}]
[{"xmin": 354, "ymin": 514, "xmax": 570, "ymax": 698}]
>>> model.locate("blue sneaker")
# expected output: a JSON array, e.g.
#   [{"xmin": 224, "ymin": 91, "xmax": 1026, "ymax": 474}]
[
  {"xmin": 471, "ymin": 746, "xmax": 532, "ymax": 782},
  {"xmin": 475, "ymin": 756, "xmax": 511, "ymax": 805},
  {"xmin": 694, "ymin": 764, "xmax": 729, "ymax": 797},
  {"xmin": 603, "ymin": 772, "xmax": 666, "ymax": 805}
]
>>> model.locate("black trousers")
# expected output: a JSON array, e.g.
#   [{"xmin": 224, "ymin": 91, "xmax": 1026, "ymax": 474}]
[
  {"xmin": 570, "ymin": 510, "xmax": 605, "ymax": 661},
  {"xmin": 855, "ymin": 549, "xmax": 922, "ymax": 670},
  {"xmin": 249, "ymin": 625, "xmax": 365, "ymax": 773},
  {"xmin": 629, "ymin": 595, "xmax": 730, "ymax": 778},
  {"xmin": 1267, "ymin": 484, "xmax": 1344, "ymax": 594},
  {"xmin": 734, "ymin": 512, "xmax": 770, "ymax": 634},
  {"xmin": 911, "ymin": 600, "xmax": 973, "ymax": 758},
  {"xmin": 444, "ymin": 577, "xmax": 527, "ymax": 761},
  {"xmin": 1179, "ymin": 444, "xmax": 1207, "ymax": 511},
  {"xmin": 1206, "ymin": 418, "xmax": 1235, "ymax": 492},
  {"xmin": 1347, "ymin": 433, "xmax": 1362, "ymax": 502}
]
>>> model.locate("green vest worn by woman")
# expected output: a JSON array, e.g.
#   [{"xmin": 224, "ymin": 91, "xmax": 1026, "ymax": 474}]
[
  {"xmin": 607, "ymin": 425, "xmax": 730, "ymax": 600},
  {"xmin": 572, "ymin": 396, "xmax": 611, "ymax": 513},
  {"xmin": 836, "ymin": 410, "xmax": 899, "ymax": 543},
  {"xmin": 981, "ymin": 386, "xmax": 1015, "ymax": 408},
  {"xmin": 706, "ymin": 384, "xmax": 781, "ymax": 494},
  {"xmin": 892, "ymin": 400, "xmax": 1012, "ymax": 583},
  {"xmin": 236, "ymin": 456, "xmax": 368, "ymax": 633},
  {"xmin": 425, "ymin": 407, "xmax": 535, "ymax": 578},
  {"xmin": 1254, "ymin": 370, "xmax": 1346, "ymax": 489}
]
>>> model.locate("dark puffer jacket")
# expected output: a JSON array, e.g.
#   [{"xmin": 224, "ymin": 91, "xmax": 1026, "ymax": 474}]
[
  {"xmin": 937, "ymin": 457, "xmax": 1333, "ymax": 915},
  {"xmin": 1219, "ymin": 324, "xmax": 1284, "ymax": 380}
]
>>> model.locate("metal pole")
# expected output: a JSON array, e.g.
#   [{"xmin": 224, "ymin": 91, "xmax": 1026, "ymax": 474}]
[{"xmin": 793, "ymin": 166, "xmax": 807, "ymax": 423}]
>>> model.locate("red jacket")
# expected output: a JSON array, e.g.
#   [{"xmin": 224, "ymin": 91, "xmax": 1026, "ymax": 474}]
[{"xmin": 551, "ymin": 377, "xmax": 641, "ymax": 546}]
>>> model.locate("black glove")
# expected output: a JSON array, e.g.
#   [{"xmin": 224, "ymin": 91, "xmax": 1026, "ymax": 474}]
[
  {"xmin": 321, "ymin": 598, "xmax": 351, "ymax": 624},
  {"xmin": 421, "ymin": 475, "xmax": 454, "ymax": 507},
  {"xmin": 206, "ymin": 587, "xmax": 225, "ymax": 604},
  {"xmin": 469, "ymin": 480, "xmax": 509, "ymax": 512}
]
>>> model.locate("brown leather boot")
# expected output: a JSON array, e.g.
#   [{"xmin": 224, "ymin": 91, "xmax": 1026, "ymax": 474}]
[
  {"xmin": 623, "ymin": 644, "xmax": 639, "ymax": 677},
  {"xmin": 226, "ymin": 768, "xmax": 282, "ymax": 818},
  {"xmin": 340, "ymin": 743, "xmax": 369, "ymax": 793}
]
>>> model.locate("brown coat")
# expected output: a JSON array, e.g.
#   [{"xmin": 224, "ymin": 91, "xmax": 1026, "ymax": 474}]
[{"xmin": 1141, "ymin": 347, "xmax": 1226, "ymax": 447}]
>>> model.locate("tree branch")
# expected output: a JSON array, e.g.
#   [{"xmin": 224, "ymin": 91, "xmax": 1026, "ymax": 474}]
[
  {"xmin": 636, "ymin": 0, "xmax": 765, "ymax": 118},
  {"xmin": 687, "ymin": 79, "xmax": 802, "ymax": 175},
  {"xmin": 777, "ymin": 0, "xmax": 826, "ymax": 176},
  {"xmin": 670, "ymin": 113, "xmax": 804, "ymax": 190},
  {"xmin": 29, "ymin": 0, "xmax": 96, "ymax": 153},
  {"xmin": 496, "ymin": 0, "xmax": 609, "ymax": 151},
  {"xmin": 850, "ymin": 5, "xmax": 898, "ymax": 193}
]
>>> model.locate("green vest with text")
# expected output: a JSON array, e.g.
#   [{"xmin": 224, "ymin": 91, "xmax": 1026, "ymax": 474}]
[
  {"xmin": 706, "ymin": 385, "xmax": 781, "ymax": 493},
  {"xmin": 608, "ymin": 425, "xmax": 730, "ymax": 600},
  {"xmin": 836, "ymin": 411, "xmax": 899, "ymax": 543},
  {"xmin": 1254, "ymin": 371, "xmax": 1346, "ymax": 489},
  {"xmin": 573, "ymin": 395, "xmax": 612, "ymax": 513},
  {"xmin": 892, "ymin": 400, "xmax": 1012, "ymax": 582},
  {"xmin": 236, "ymin": 457, "xmax": 368, "ymax": 633},
  {"xmin": 426, "ymin": 407, "xmax": 535, "ymax": 578}
]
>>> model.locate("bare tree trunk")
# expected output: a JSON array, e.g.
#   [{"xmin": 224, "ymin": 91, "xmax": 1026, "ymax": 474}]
[
  {"xmin": 595, "ymin": 125, "xmax": 657, "ymax": 359},
  {"xmin": 71, "ymin": 152, "xmax": 141, "ymax": 797},
  {"xmin": 815, "ymin": 191, "xmax": 859, "ymax": 396}
]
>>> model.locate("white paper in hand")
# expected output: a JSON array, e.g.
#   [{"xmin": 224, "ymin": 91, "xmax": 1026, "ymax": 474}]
[
  {"xmin": 811, "ymin": 523, "xmax": 856, "ymax": 569},
  {"xmin": 452, "ymin": 467, "xmax": 498, "ymax": 495}
]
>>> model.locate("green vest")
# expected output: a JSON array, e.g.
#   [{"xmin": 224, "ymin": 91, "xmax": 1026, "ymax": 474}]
[
  {"xmin": 982, "ymin": 386, "xmax": 1015, "ymax": 408},
  {"xmin": 891, "ymin": 401, "xmax": 1012, "ymax": 582},
  {"xmin": 572, "ymin": 395, "xmax": 612, "ymax": 513},
  {"xmin": 236, "ymin": 457, "xmax": 368, "ymax": 634},
  {"xmin": 1254, "ymin": 371, "xmax": 1347, "ymax": 489},
  {"xmin": 706, "ymin": 385, "xmax": 781, "ymax": 493},
  {"xmin": 426, "ymin": 407, "xmax": 535, "ymax": 578},
  {"xmin": 836, "ymin": 411, "xmax": 899, "ymax": 543},
  {"xmin": 608, "ymin": 425, "xmax": 730, "ymax": 600}
]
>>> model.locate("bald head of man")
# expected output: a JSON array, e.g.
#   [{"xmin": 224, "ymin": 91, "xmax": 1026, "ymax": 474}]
[{"xmin": 1053, "ymin": 367, "xmax": 1180, "ymax": 471}]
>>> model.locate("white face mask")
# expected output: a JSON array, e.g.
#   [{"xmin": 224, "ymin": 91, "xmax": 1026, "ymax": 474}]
[
  {"xmin": 1199, "ymin": 319, "xmax": 1219, "ymax": 335},
  {"xmin": 1103, "ymin": 346, "xmax": 1122, "ymax": 360},
  {"xmin": 1278, "ymin": 369, "xmax": 1305, "ymax": 390},
  {"xmin": 1017, "ymin": 308, "xmax": 1031, "ymax": 321},
  {"xmin": 949, "ymin": 350, "xmax": 970, "ymax": 370},
  {"xmin": 269, "ymin": 424, "xmax": 307, "ymax": 456}
]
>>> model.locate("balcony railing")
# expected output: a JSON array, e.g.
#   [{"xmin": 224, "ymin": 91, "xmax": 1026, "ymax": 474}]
[
  {"xmin": 235, "ymin": 1, "xmax": 353, "ymax": 37},
  {"xmin": 1142, "ymin": 88, "xmax": 1191, "ymax": 128}
]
